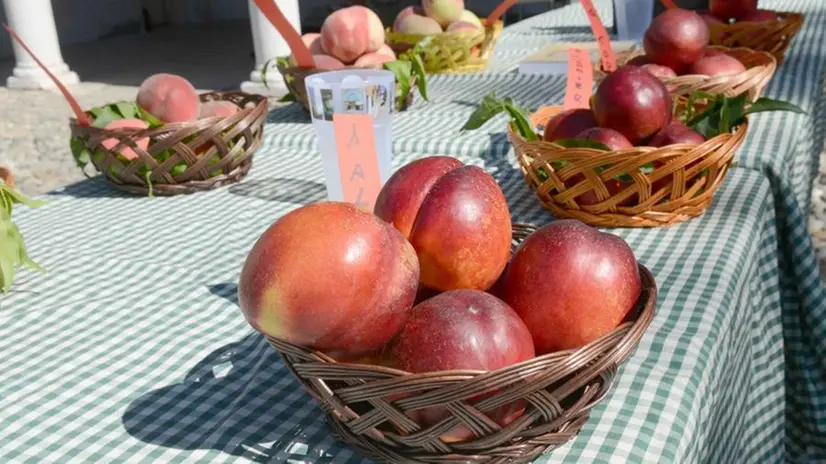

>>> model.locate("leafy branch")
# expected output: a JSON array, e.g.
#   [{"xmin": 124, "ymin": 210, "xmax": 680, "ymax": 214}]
[
  {"xmin": 0, "ymin": 181, "xmax": 45, "ymax": 293},
  {"xmin": 461, "ymin": 92, "xmax": 537, "ymax": 140}
]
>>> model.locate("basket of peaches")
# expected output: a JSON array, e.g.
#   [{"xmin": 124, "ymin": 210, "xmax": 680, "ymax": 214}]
[
  {"xmin": 595, "ymin": 7, "xmax": 778, "ymax": 100},
  {"xmin": 464, "ymin": 64, "xmax": 804, "ymax": 227},
  {"xmin": 69, "ymin": 73, "xmax": 267, "ymax": 196},
  {"xmin": 236, "ymin": 155, "xmax": 659, "ymax": 462}
]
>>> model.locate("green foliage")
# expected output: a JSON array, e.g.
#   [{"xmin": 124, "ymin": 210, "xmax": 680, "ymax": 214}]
[
  {"xmin": 461, "ymin": 92, "xmax": 537, "ymax": 141},
  {"xmin": 0, "ymin": 182, "xmax": 45, "ymax": 293}
]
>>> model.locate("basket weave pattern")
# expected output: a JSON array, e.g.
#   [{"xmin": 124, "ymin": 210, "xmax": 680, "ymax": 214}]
[
  {"xmin": 708, "ymin": 11, "xmax": 804, "ymax": 64},
  {"xmin": 509, "ymin": 107, "xmax": 747, "ymax": 228},
  {"xmin": 277, "ymin": 62, "xmax": 416, "ymax": 113},
  {"xmin": 70, "ymin": 92, "xmax": 266, "ymax": 196},
  {"xmin": 266, "ymin": 224, "xmax": 657, "ymax": 464},
  {"xmin": 596, "ymin": 46, "xmax": 776, "ymax": 99},
  {"xmin": 386, "ymin": 20, "xmax": 504, "ymax": 74}
]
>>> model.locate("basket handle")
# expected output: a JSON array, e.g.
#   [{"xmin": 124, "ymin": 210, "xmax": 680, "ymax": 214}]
[
  {"xmin": 3, "ymin": 24, "xmax": 90, "ymax": 126},
  {"xmin": 252, "ymin": 0, "xmax": 314, "ymax": 68},
  {"xmin": 485, "ymin": 0, "xmax": 518, "ymax": 27}
]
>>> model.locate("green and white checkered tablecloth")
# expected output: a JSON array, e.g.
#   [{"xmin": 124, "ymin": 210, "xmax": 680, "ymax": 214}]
[
  {"xmin": 0, "ymin": 147, "xmax": 788, "ymax": 463},
  {"xmin": 2, "ymin": 1, "xmax": 826, "ymax": 462}
]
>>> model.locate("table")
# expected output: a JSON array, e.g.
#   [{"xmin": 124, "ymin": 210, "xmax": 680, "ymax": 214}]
[
  {"xmin": 0, "ymin": 149, "xmax": 786, "ymax": 463},
  {"xmin": 2, "ymin": 1, "xmax": 826, "ymax": 462}
]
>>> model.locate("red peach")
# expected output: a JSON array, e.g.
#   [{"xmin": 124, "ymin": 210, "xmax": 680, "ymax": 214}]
[
  {"xmin": 422, "ymin": 0, "xmax": 465, "ymax": 27},
  {"xmin": 374, "ymin": 155, "xmax": 465, "ymax": 239},
  {"xmin": 446, "ymin": 20, "xmax": 482, "ymax": 33},
  {"xmin": 640, "ymin": 63, "xmax": 678, "ymax": 80},
  {"xmin": 321, "ymin": 6, "xmax": 385, "ymax": 64},
  {"xmin": 710, "ymin": 0, "xmax": 758, "ymax": 21},
  {"xmin": 354, "ymin": 52, "xmax": 396, "ymax": 68},
  {"xmin": 688, "ymin": 53, "xmax": 747, "ymax": 76},
  {"xmin": 199, "ymin": 101, "xmax": 239, "ymax": 120},
  {"xmin": 237, "ymin": 202, "xmax": 420, "ymax": 361},
  {"xmin": 542, "ymin": 108, "xmax": 598, "ymax": 142},
  {"xmin": 643, "ymin": 8, "xmax": 710, "ymax": 75},
  {"xmin": 136, "ymin": 73, "xmax": 201, "ymax": 123},
  {"xmin": 409, "ymin": 166, "xmax": 512, "ymax": 291},
  {"xmin": 391, "ymin": 289, "xmax": 535, "ymax": 442},
  {"xmin": 101, "ymin": 118, "xmax": 149, "ymax": 160},
  {"xmin": 501, "ymin": 220, "xmax": 641, "ymax": 353},
  {"xmin": 395, "ymin": 12, "xmax": 443, "ymax": 35},
  {"xmin": 740, "ymin": 9, "xmax": 779, "ymax": 23},
  {"xmin": 575, "ymin": 127, "xmax": 634, "ymax": 151}
]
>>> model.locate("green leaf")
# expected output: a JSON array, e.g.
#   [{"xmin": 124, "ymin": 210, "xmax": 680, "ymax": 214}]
[
  {"xmin": 412, "ymin": 36, "xmax": 435, "ymax": 55},
  {"xmin": 553, "ymin": 138, "xmax": 612, "ymax": 151},
  {"xmin": 90, "ymin": 106, "xmax": 122, "ymax": 128},
  {"xmin": 145, "ymin": 170, "xmax": 154, "ymax": 199},
  {"xmin": 138, "ymin": 106, "xmax": 164, "ymax": 128},
  {"xmin": 409, "ymin": 54, "xmax": 429, "ymax": 101},
  {"xmin": 70, "ymin": 137, "xmax": 91, "ymax": 169},
  {"xmin": 0, "ymin": 184, "xmax": 45, "ymax": 209},
  {"xmin": 170, "ymin": 163, "xmax": 187, "ymax": 176},
  {"xmin": 745, "ymin": 97, "xmax": 806, "ymax": 117},
  {"xmin": 384, "ymin": 60, "xmax": 413, "ymax": 109},
  {"xmin": 501, "ymin": 100, "xmax": 536, "ymax": 140},
  {"xmin": 461, "ymin": 92, "xmax": 506, "ymax": 131},
  {"xmin": 278, "ymin": 92, "xmax": 297, "ymax": 103},
  {"xmin": 115, "ymin": 101, "xmax": 138, "ymax": 119}
]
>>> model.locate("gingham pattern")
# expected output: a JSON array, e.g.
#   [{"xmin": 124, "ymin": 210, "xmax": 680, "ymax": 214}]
[
  {"xmin": 1, "ymin": 1, "xmax": 825, "ymax": 462},
  {"xmin": 0, "ymin": 148, "xmax": 785, "ymax": 464}
]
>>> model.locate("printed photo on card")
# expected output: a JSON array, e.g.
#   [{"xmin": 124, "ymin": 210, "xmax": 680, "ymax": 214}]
[
  {"xmin": 310, "ymin": 87, "xmax": 324, "ymax": 120},
  {"xmin": 342, "ymin": 88, "xmax": 367, "ymax": 114},
  {"xmin": 321, "ymin": 88, "xmax": 335, "ymax": 121}
]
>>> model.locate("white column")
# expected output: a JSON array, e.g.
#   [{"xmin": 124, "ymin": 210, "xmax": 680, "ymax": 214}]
[
  {"xmin": 3, "ymin": 0, "xmax": 80, "ymax": 90},
  {"xmin": 240, "ymin": 0, "xmax": 300, "ymax": 97}
]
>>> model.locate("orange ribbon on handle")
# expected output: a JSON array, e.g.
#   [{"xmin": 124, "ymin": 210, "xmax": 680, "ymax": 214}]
[
  {"xmin": 252, "ymin": 0, "xmax": 314, "ymax": 68},
  {"xmin": 579, "ymin": 0, "xmax": 617, "ymax": 73},
  {"xmin": 485, "ymin": 0, "xmax": 519, "ymax": 27},
  {"xmin": 660, "ymin": 0, "xmax": 679, "ymax": 9},
  {"xmin": 562, "ymin": 48, "xmax": 594, "ymax": 112},
  {"xmin": 3, "ymin": 24, "xmax": 90, "ymax": 126}
]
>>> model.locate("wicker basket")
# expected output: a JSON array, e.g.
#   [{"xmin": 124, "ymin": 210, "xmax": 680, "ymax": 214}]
[
  {"xmin": 509, "ymin": 106, "xmax": 747, "ymax": 228},
  {"xmin": 385, "ymin": 20, "xmax": 504, "ymax": 74},
  {"xmin": 278, "ymin": 61, "xmax": 417, "ymax": 114},
  {"xmin": 267, "ymin": 223, "xmax": 657, "ymax": 463},
  {"xmin": 595, "ymin": 46, "xmax": 776, "ymax": 99},
  {"xmin": 708, "ymin": 11, "xmax": 804, "ymax": 64},
  {"xmin": 69, "ymin": 92, "xmax": 266, "ymax": 196}
]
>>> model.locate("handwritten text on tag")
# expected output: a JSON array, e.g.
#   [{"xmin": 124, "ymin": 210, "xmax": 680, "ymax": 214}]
[
  {"xmin": 579, "ymin": 0, "xmax": 617, "ymax": 73},
  {"xmin": 563, "ymin": 48, "xmax": 594, "ymax": 111},
  {"xmin": 332, "ymin": 113, "xmax": 383, "ymax": 211}
]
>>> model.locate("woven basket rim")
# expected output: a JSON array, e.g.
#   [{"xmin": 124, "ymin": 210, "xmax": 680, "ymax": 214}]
[
  {"xmin": 68, "ymin": 90, "xmax": 268, "ymax": 134},
  {"xmin": 506, "ymin": 105, "xmax": 746, "ymax": 227},
  {"xmin": 68, "ymin": 91, "xmax": 268, "ymax": 195},
  {"xmin": 710, "ymin": 9, "xmax": 803, "ymax": 27},
  {"xmin": 385, "ymin": 19, "xmax": 504, "ymax": 43},
  {"xmin": 595, "ymin": 46, "xmax": 777, "ymax": 98},
  {"xmin": 509, "ymin": 104, "xmax": 748, "ymax": 149}
]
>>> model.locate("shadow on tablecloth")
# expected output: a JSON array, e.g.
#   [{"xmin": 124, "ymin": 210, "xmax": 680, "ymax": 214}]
[
  {"xmin": 228, "ymin": 177, "xmax": 326, "ymax": 205},
  {"xmin": 122, "ymin": 328, "xmax": 353, "ymax": 463}
]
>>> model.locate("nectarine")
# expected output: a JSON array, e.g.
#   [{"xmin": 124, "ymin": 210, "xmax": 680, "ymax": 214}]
[
  {"xmin": 391, "ymin": 289, "xmax": 535, "ymax": 441},
  {"xmin": 592, "ymin": 66, "xmax": 672, "ymax": 144},
  {"xmin": 136, "ymin": 73, "xmax": 201, "ymax": 123},
  {"xmin": 320, "ymin": 6, "xmax": 385, "ymax": 64},
  {"xmin": 101, "ymin": 118, "xmax": 150, "ymax": 161},
  {"xmin": 237, "ymin": 202, "xmax": 420, "ymax": 361},
  {"xmin": 501, "ymin": 220, "xmax": 641, "ymax": 354},
  {"xmin": 643, "ymin": 8, "xmax": 710, "ymax": 74}
]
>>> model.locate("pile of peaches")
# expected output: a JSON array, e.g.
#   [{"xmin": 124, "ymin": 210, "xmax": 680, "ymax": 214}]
[
  {"xmin": 237, "ymin": 155, "xmax": 644, "ymax": 440},
  {"xmin": 92, "ymin": 73, "xmax": 239, "ymax": 161},
  {"xmin": 392, "ymin": 0, "xmax": 486, "ymax": 37},
  {"xmin": 627, "ymin": 8, "xmax": 748, "ymax": 80},
  {"xmin": 289, "ymin": 0, "xmax": 485, "ymax": 72}
]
